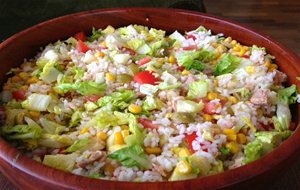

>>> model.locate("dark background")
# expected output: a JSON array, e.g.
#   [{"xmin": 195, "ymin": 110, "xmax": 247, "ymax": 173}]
[{"xmin": 0, "ymin": 0, "xmax": 300, "ymax": 189}]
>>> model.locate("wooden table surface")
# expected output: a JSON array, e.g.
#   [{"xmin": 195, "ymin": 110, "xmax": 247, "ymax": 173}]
[{"xmin": 0, "ymin": 0, "xmax": 300, "ymax": 189}]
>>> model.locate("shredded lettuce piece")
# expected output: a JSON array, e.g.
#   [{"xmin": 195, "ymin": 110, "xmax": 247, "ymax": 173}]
[
  {"xmin": 40, "ymin": 118, "xmax": 65, "ymax": 134},
  {"xmin": 22, "ymin": 93, "xmax": 51, "ymax": 112},
  {"xmin": 87, "ymin": 111, "xmax": 131, "ymax": 129},
  {"xmin": 88, "ymin": 27, "xmax": 102, "ymax": 42},
  {"xmin": 43, "ymin": 153, "xmax": 78, "ymax": 172},
  {"xmin": 66, "ymin": 138, "xmax": 91, "ymax": 153},
  {"xmin": 214, "ymin": 54, "xmax": 241, "ymax": 75},
  {"xmin": 38, "ymin": 134, "xmax": 73, "ymax": 148},
  {"xmin": 70, "ymin": 111, "xmax": 82, "ymax": 127},
  {"xmin": 278, "ymin": 84, "xmax": 298, "ymax": 105},
  {"xmin": 187, "ymin": 80, "xmax": 209, "ymax": 99},
  {"xmin": 55, "ymin": 81, "xmax": 107, "ymax": 95},
  {"xmin": 273, "ymin": 102, "xmax": 292, "ymax": 131},
  {"xmin": 109, "ymin": 145, "xmax": 150, "ymax": 169},
  {"xmin": 176, "ymin": 100, "xmax": 204, "ymax": 113},
  {"xmin": 142, "ymin": 96, "xmax": 163, "ymax": 111},
  {"xmin": 243, "ymin": 139, "xmax": 264, "ymax": 164},
  {"xmin": 169, "ymin": 30, "xmax": 185, "ymax": 43},
  {"xmin": 97, "ymin": 90, "xmax": 136, "ymax": 110},
  {"xmin": 39, "ymin": 60, "xmax": 61, "ymax": 83},
  {"xmin": 176, "ymin": 49, "xmax": 214, "ymax": 71}
]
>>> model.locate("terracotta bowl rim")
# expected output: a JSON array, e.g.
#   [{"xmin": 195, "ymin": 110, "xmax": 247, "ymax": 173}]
[{"xmin": 0, "ymin": 7, "xmax": 300, "ymax": 189}]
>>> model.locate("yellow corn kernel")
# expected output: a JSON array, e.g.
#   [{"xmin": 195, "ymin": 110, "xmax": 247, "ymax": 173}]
[
  {"xmin": 233, "ymin": 44, "xmax": 241, "ymax": 51},
  {"xmin": 223, "ymin": 128, "xmax": 237, "ymax": 135},
  {"xmin": 18, "ymin": 72, "xmax": 30, "ymax": 80},
  {"xmin": 224, "ymin": 37, "xmax": 232, "ymax": 43},
  {"xmin": 237, "ymin": 133, "xmax": 247, "ymax": 144},
  {"xmin": 230, "ymin": 40, "xmax": 237, "ymax": 46},
  {"xmin": 227, "ymin": 96, "xmax": 238, "ymax": 104},
  {"xmin": 268, "ymin": 64, "xmax": 278, "ymax": 72},
  {"xmin": 217, "ymin": 45, "xmax": 227, "ymax": 52},
  {"xmin": 207, "ymin": 92, "xmax": 218, "ymax": 100},
  {"xmin": 177, "ymin": 160, "xmax": 192, "ymax": 174},
  {"xmin": 106, "ymin": 73, "xmax": 116, "ymax": 81},
  {"xmin": 181, "ymin": 70, "xmax": 190, "ymax": 76},
  {"xmin": 225, "ymin": 142, "xmax": 240, "ymax": 154},
  {"xmin": 239, "ymin": 48, "xmax": 247, "ymax": 57},
  {"xmin": 97, "ymin": 132, "xmax": 108, "ymax": 141},
  {"xmin": 178, "ymin": 148, "xmax": 191, "ymax": 158},
  {"xmin": 29, "ymin": 111, "xmax": 40, "ymax": 119},
  {"xmin": 263, "ymin": 60, "xmax": 271, "ymax": 68},
  {"xmin": 203, "ymin": 114, "xmax": 213, "ymax": 122},
  {"xmin": 114, "ymin": 132, "xmax": 124, "ymax": 145},
  {"xmin": 27, "ymin": 76, "xmax": 38, "ymax": 84},
  {"xmin": 104, "ymin": 163, "xmax": 114, "ymax": 174},
  {"xmin": 145, "ymin": 147, "xmax": 162, "ymax": 155},
  {"xmin": 11, "ymin": 75, "xmax": 21, "ymax": 83},
  {"xmin": 80, "ymin": 127, "xmax": 89, "ymax": 134},
  {"xmin": 211, "ymin": 42, "xmax": 219, "ymax": 48},
  {"xmin": 121, "ymin": 129, "xmax": 130, "ymax": 138},
  {"xmin": 121, "ymin": 125, "xmax": 129, "ymax": 130},
  {"xmin": 172, "ymin": 147, "xmax": 181, "ymax": 154},
  {"xmin": 95, "ymin": 51, "xmax": 105, "ymax": 58},
  {"xmin": 168, "ymin": 55, "xmax": 176, "ymax": 64},
  {"xmin": 257, "ymin": 108, "xmax": 263, "ymax": 117},
  {"xmin": 165, "ymin": 112, "xmax": 173, "ymax": 118},
  {"xmin": 100, "ymin": 41, "xmax": 107, "ymax": 47},
  {"xmin": 128, "ymin": 104, "xmax": 142, "ymax": 114},
  {"xmin": 245, "ymin": 66, "xmax": 255, "ymax": 74},
  {"xmin": 227, "ymin": 134, "xmax": 237, "ymax": 141}
]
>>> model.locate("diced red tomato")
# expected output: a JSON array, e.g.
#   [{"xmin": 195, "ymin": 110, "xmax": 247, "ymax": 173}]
[
  {"xmin": 289, "ymin": 122, "xmax": 296, "ymax": 131},
  {"xmin": 122, "ymin": 47, "xmax": 136, "ymax": 56},
  {"xmin": 183, "ymin": 45, "xmax": 197, "ymax": 51},
  {"xmin": 138, "ymin": 118, "xmax": 159, "ymax": 129},
  {"xmin": 177, "ymin": 66, "xmax": 185, "ymax": 71},
  {"xmin": 76, "ymin": 40, "xmax": 90, "ymax": 53},
  {"xmin": 12, "ymin": 89, "xmax": 27, "ymax": 101},
  {"xmin": 74, "ymin": 32, "xmax": 87, "ymax": 42},
  {"xmin": 242, "ymin": 55, "xmax": 250, "ymax": 59},
  {"xmin": 134, "ymin": 71, "xmax": 159, "ymax": 85},
  {"xmin": 186, "ymin": 35, "xmax": 196, "ymax": 40},
  {"xmin": 259, "ymin": 122, "xmax": 274, "ymax": 131},
  {"xmin": 138, "ymin": 56, "xmax": 151, "ymax": 66},
  {"xmin": 84, "ymin": 95, "xmax": 102, "ymax": 102},
  {"xmin": 202, "ymin": 101, "xmax": 221, "ymax": 115},
  {"xmin": 185, "ymin": 132, "xmax": 197, "ymax": 152}
]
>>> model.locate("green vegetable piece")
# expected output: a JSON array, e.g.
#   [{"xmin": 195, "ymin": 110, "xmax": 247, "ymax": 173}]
[
  {"xmin": 43, "ymin": 153, "xmax": 78, "ymax": 172},
  {"xmin": 187, "ymin": 80, "xmax": 209, "ymax": 99},
  {"xmin": 22, "ymin": 93, "xmax": 52, "ymax": 112},
  {"xmin": 243, "ymin": 139, "xmax": 264, "ymax": 164},
  {"xmin": 40, "ymin": 117, "xmax": 65, "ymax": 134},
  {"xmin": 88, "ymin": 27, "xmax": 102, "ymax": 42},
  {"xmin": 116, "ymin": 74, "xmax": 133, "ymax": 84},
  {"xmin": 214, "ymin": 54, "xmax": 241, "ymax": 75},
  {"xmin": 70, "ymin": 111, "xmax": 82, "ymax": 127},
  {"xmin": 278, "ymin": 84, "xmax": 298, "ymax": 105},
  {"xmin": 66, "ymin": 138, "xmax": 91, "ymax": 153},
  {"xmin": 97, "ymin": 90, "xmax": 136, "ymax": 110},
  {"xmin": 109, "ymin": 145, "xmax": 150, "ymax": 170},
  {"xmin": 171, "ymin": 112, "xmax": 195, "ymax": 124},
  {"xmin": 176, "ymin": 100, "xmax": 204, "ymax": 113},
  {"xmin": 55, "ymin": 81, "xmax": 107, "ymax": 95},
  {"xmin": 38, "ymin": 134, "xmax": 73, "ymax": 148},
  {"xmin": 39, "ymin": 60, "xmax": 61, "ymax": 83},
  {"xmin": 219, "ymin": 147, "xmax": 231, "ymax": 157}
]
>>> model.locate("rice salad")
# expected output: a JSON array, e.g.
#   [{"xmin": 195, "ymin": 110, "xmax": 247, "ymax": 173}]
[{"xmin": 1, "ymin": 25, "xmax": 299, "ymax": 182}]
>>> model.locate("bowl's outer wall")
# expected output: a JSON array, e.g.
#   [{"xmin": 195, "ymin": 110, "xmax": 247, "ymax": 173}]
[{"xmin": 0, "ymin": 8, "xmax": 300, "ymax": 190}]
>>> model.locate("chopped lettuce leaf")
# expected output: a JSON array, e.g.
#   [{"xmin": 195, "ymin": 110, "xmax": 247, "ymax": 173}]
[
  {"xmin": 109, "ymin": 145, "xmax": 150, "ymax": 169},
  {"xmin": 43, "ymin": 153, "xmax": 78, "ymax": 172},
  {"xmin": 39, "ymin": 60, "xmax": 61, "ymax": 83},
  {"xmin": 39, "ymin": 133, "xmax": 73, "ymax": 148},
  {"xmin": 139, "ymin": 84, "xmax": 158, "ymax": 96},
  {"xmin": 243, "ymin": 139, "xmax": 264, "ymax": 164},
  {"xmin": 87, "ymin": 110, "xmax": 129, "ymax": 129},
  {"xmin": 88, "ymin": 27, "xmax": 102, "ymax": 42},
  {"xmin": 40, "ymin": 118, "xmax": 65, "ymax": 134},
  {"xmin": 22, "ymin": 93, "xmax": 51, "ymax": 112},
  {"xmin": 66, "ymin": 138, "xmax": 91, "ymax": 153},
  {"xmin": 214, "ymin": 54, "xmax": 241, "ymax": 75},
  {"xmin": 278, "ymin": 84, "xmax": 298, "ymax": 104},
  {"xmin": 176, "ymin": 49, "xmax": 214, "ymax": 71},
  {"xmin": 142, "ymin": 96, "xmax": 163, "ymax": 111},
  {"xmin": 55, "ymin": 81, "xmax": 107, "ymax": 95},
  {"xmin": 70, "ymin": 111, "xmax": 83, "ymax": 127},
  {"xmin": 127, "ymin": 39, "xmax": 145, "ymax": 51},
  {"xmin": 169, "ymin": 30, "xmax": 185, "ymax": 43},
  {"xmin": 176, "ymin": 100, "xmax": 204, "ymax": 113},
  {"xmin": 273, "ymin": 101, "xmax": 292, "ymax": 131},
  {"xmin": 97, "ymin": 90, "xmax": 136, "ymax": 110},
  {"xmin": 187, "ymin": 80, "xmax": 208, "ymax": 99}
]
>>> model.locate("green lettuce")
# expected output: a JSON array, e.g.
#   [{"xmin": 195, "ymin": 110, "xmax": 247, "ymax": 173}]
[
  {"xmin": 214, "ymin": 54, "xmax": 241, "ymax": 75},
  {"xmin": 38, "ymin": 134, "xmax": 73, "ymax": 148},
  {"xmin": 55, "ymin": 81, "xmax": 107, "ymax": 95},
  {"xmin": 187, "ymin": 80, "xmax": 209, "ymax": 99},
  {"xmin": 66, "ymin": 138, "xmax": 91, "ymax": 153},
  {"xmin": 70, "ymin": 111, "xmax": 82, "ymax": 127},
  {"xmin": 109, "ymin": 145, "xmax": 150, "ymax": 169},
  {"xmin": 142, "ymin": 96, "xmax": 163, "ymax": 111},
  {"xmin": 88, "ymin": 27, "xmax": 102, "ymax": 42},
  {"xmin": 97, "ymin": 90, "xmax": 136, "ymax": 110},
  {"xmin": 278, "ymin": 84, "xmax": 298, "ymax": 105},
  {"xmin": 22, "ymin": 93, "xmax": 52, "ymax": 112},
  {"xmin": 176, "ymin": 100, "xmax": 204, "ymax": 113},
  {"xmin": 87, "ymin": 110, "xmax": 129, "ymax": 129},
  {"xmin": 40, "ymin": 118, "xmax": 65, "ymax": 134},
  {"xmin": 176, "ymin": 49, "xmax": 214, "ymax": 71},
  {"xmin": 43, "ymin": 153, "xmax": 78, "ymax": 172},
  {"xmin": 39, "ymin": 60, "xmax": 61, "ymax": 83}
]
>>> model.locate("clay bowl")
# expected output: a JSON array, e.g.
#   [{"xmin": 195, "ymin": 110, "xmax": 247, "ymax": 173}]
[{"xmin": 0, "ymin": 8, "xmax": 299, "ymax": 190}]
